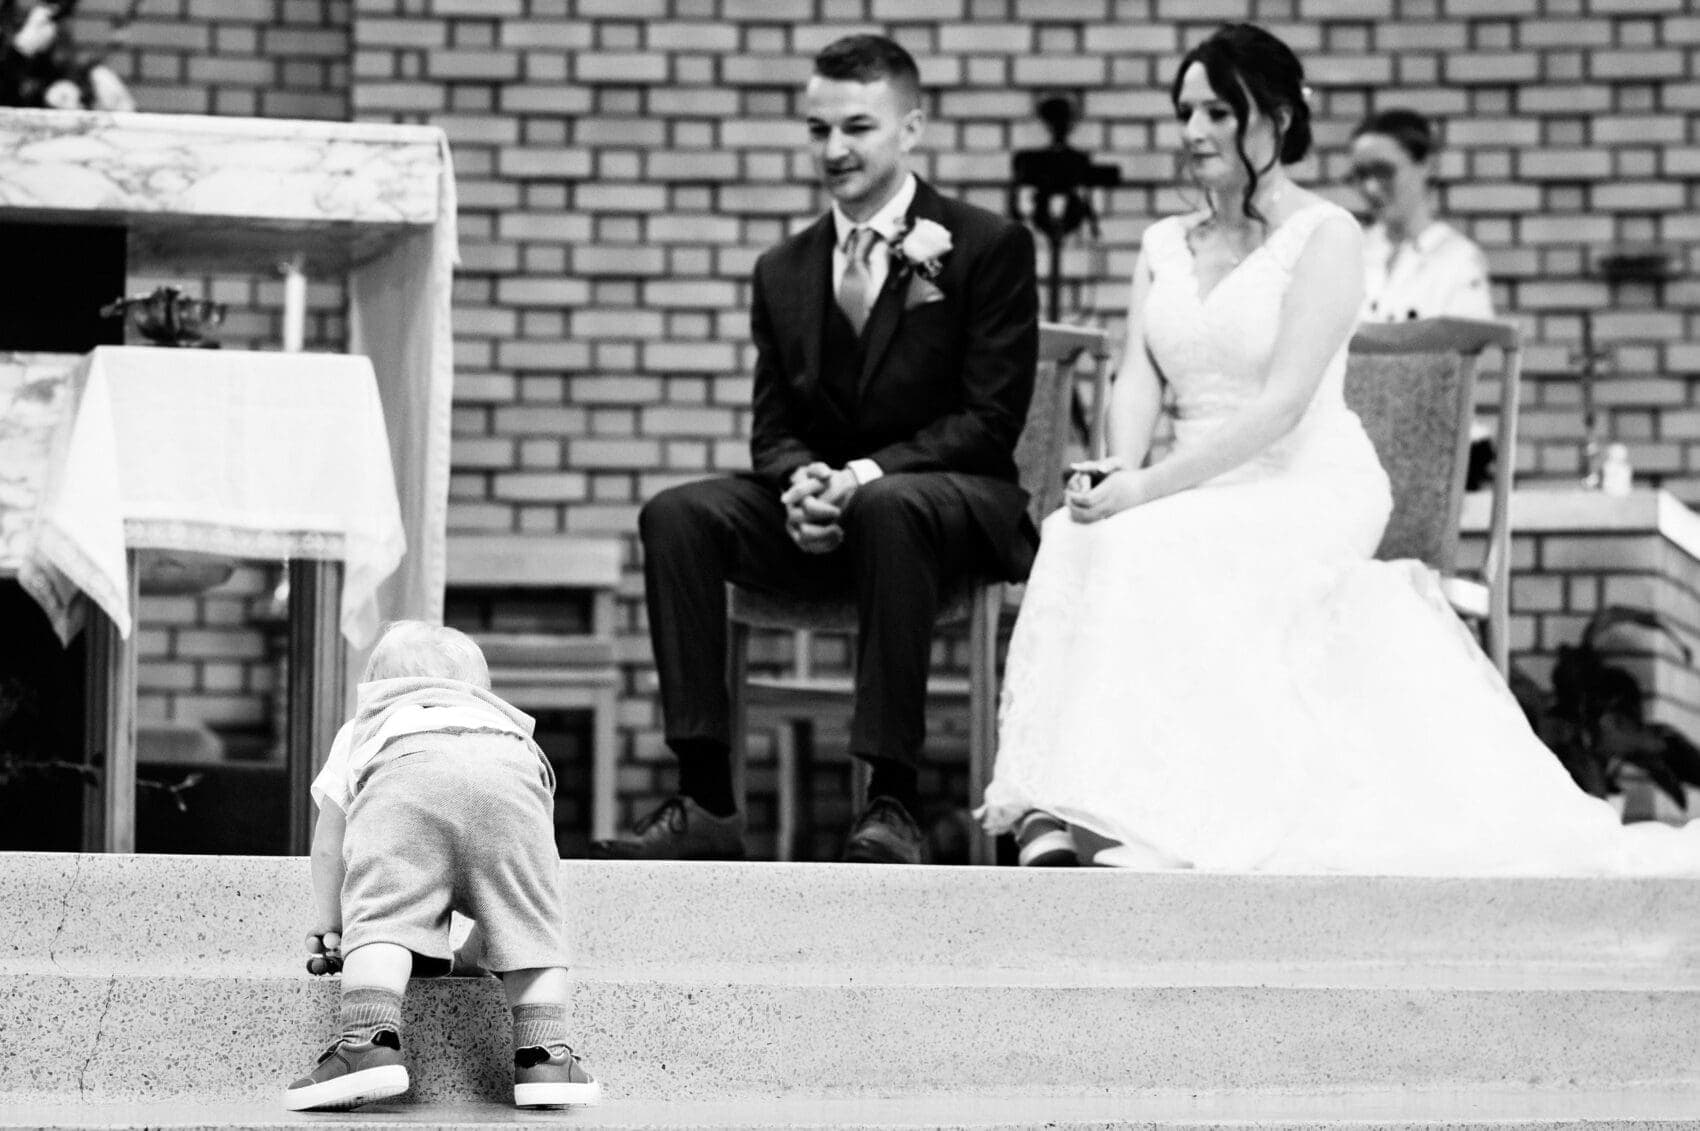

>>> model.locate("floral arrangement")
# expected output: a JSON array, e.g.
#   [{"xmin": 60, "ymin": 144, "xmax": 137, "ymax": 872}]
[
  {"xmin": 0, "ymin": 1, "xmax": 137, "ymax": 111},
  {"xmin": 890, "ymin": 216, "xmax": 951, "ymax": 308}
]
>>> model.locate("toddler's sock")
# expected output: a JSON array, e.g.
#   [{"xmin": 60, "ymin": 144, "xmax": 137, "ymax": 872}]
[
  {"xmin": 512, "ymin": 1002, "xmax": 571, "ymax": 1052},
  {"xmin": 340, "ymin": 986, "xmax": 404, "ymax": 1044}
]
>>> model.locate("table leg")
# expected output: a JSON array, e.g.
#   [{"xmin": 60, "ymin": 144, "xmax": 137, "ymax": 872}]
[
  {"xmin": 82, "ymin": 552, "xmax": 138, "ymax": 853},
  {"xmin": 286, "ymin": 559, "xmax": 344, "ymax": 855}
]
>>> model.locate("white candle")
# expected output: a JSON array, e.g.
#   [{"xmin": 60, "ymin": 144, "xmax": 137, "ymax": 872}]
[{"xmin": 281, "ymin": 255, "xmax": 306, "ymax": 352}]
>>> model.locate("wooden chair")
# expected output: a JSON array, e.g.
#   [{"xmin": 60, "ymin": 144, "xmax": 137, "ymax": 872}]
[
  {"xmin": 726, "ymin": 322, "xmax": 1113, "ymax": 863},
  {"xmin": 1345, "ymin": 317, "xmax": 1523, "ymax": 675},
  {"xmin": 445, "ymin": 534, "xmax": 623, "ymax": 843}
]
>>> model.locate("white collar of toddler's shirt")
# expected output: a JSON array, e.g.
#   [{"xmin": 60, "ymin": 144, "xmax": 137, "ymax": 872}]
[{"xmin": 832, "ymin": 172, "xmax": 917, "ymax": 250}]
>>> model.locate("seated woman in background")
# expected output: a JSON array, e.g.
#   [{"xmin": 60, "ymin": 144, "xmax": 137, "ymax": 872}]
[{"xmin": 1350, "ymin": 108, "xmax": 1493, "ymax": 323}]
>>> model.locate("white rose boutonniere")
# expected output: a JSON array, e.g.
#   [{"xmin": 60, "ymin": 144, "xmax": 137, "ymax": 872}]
[{"xmin": 891, "ymin": 217, "xmax": 952, "ymax": 309}]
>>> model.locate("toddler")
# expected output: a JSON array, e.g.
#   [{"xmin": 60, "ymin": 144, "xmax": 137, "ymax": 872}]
[{"xmin": 283, "ymin": 621, "xmax": 598, "ymax": 1111}]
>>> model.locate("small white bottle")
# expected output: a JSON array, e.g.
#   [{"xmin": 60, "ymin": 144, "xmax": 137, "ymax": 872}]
[{"xmin": 1600, "ymin": 442, "xmax": 1633, "ymax": 497}]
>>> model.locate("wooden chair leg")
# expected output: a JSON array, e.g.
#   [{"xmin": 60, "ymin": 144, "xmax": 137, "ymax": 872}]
[
  {"xmin": 793, "ymin": 717, "xmax": 817, "ymax": 860},
  {"xmin": 967, "ymin": 584, "xmax": 1000, "ymax": 866},
  {"xmin": 774, "ymin": 720, "xmax": 796, "ymax": 862},
  {"xmin": 726, "ymin": 620, "xmax": 751, "ymax": 829},
  {"xmin": 1489, "ymin": 557, "xmax": 1511, "ymax": 679},
  {"xmin": 591, "ymin": 684, "xmax": 618, "ymax": 842}
]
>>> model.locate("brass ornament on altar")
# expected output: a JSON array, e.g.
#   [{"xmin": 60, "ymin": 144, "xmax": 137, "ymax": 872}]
[{"xmin": 100, "ymin": 285, "xmax": 226, "ymax": 348}]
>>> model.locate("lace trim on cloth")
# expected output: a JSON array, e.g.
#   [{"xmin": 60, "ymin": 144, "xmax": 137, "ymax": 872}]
[{"xmin": 125, "ymin": 519, "xmax": 347, "ymax": 561}]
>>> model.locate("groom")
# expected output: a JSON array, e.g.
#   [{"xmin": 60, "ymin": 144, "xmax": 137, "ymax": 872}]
[{"xmin": 598, "ymin": 34, "xmax": 1038, "ymax": 864}]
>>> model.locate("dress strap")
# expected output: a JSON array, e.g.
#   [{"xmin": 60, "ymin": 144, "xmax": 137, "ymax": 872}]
[
  {"xmin": 1265, "ymin": 200, "xmax": 1355, "ymax": 274},
  {"xmin": 1140, "ymin": 214, "xmax": 1197, "ymax": 280}
]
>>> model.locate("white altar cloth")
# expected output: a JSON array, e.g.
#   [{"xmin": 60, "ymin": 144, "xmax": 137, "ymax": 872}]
[{"xmin": 19, "ymin": 346, "xmax": 405, "ymax": 646}]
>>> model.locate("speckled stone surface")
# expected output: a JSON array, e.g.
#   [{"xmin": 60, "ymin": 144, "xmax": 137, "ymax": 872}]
[
  {"xmin": 5, "ymin": 853, "xmax": 310, "ymax": 976},
  {"xmin": 6, "ymin": 853, "xmax": 1699, "ymax": 979},
  {"xmin": 1, "ymin": 973, "xmax": 1697, "ymax": 1104},
  {"xmin": 3, "ymin": 854, "xmax": 1698, "ymax": 1112}
]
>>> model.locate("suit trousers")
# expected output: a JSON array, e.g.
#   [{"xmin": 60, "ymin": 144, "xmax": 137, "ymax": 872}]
[{"xmin": 639, "ymin": 471, "xmax": 994, "ymax": 770}]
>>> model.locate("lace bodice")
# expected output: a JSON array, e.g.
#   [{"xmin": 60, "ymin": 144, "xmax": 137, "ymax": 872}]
[{"xmin": 1142, "ymin": 201, "xmax": 1363, "ymax": 475}]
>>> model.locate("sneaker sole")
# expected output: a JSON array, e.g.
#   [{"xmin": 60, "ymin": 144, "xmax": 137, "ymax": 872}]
[
  {"xmin": 1018, "ymin": 828, "xmax": 1079, "ymax": 867},
  {"xmin": 282, "ymin": 1064, "xmax": 409, "ymax": 1111},
  {"xmin": 515, "ymin": 1079, "xmax": 602, "ymax": 1107}
]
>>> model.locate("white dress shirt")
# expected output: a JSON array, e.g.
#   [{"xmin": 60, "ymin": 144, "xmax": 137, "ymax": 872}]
[
  {"xmin": 1362, "ymin": 220, "xmax": 1494, "ymax": 323},
  {"xmin": 831, "ymin": 173, "xmax": 919, "ymax": 486}
]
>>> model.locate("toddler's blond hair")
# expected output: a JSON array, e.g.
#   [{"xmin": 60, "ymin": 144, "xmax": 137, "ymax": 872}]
[{"xmin": 362, "ymin": 620, "xmax": 491, "ymax": 688}]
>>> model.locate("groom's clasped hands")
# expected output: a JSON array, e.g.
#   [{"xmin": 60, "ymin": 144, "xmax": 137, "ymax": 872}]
[{"xmin": 782, "ymin": 461, "xmax": 858, "ymax": 553}]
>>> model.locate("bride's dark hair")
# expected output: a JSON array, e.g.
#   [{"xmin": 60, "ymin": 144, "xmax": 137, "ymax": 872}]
[{"xmin": 1171, "ymin": 23, "xmax": 1312, "ymax": 227}]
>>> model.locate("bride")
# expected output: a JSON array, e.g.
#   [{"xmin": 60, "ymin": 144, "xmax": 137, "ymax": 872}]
[{"xmin": 980, "ymin": 22, "xmax": 1700, "ymax": 875}]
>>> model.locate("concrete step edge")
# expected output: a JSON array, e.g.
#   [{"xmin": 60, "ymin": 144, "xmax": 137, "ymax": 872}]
[
  {"xmin": 6, "ymin": 1084, "xmax": 1700, "ymax": 1129},
  {"xmin": 6, "ymin": 959, "xmax": 1700, "ymax": 992}
]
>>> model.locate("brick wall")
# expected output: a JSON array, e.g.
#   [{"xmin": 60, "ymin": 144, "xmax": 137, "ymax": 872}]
[{"xmin": 77, "ymin": 0, "xmax": 1700, "ymax": 819}]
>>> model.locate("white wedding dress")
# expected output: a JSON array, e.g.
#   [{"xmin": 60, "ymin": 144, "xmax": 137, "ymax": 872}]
[{"xmin": 982, "ymin": 200, "xmax": 1700, "ymax": 875}]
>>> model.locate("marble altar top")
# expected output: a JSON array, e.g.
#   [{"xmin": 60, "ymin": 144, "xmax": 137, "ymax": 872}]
[{"xmin": 0, "ymin": 109, "xmax": 447, "ymax": 273}]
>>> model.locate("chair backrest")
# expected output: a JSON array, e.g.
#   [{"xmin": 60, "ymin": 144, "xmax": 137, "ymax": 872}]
[
  {"xmin": 1344, "ymin": 317, "xmax": 1521, "ymax": 572},
  {"xmin": 1020, "ymin": 322, "xmax": 1111, "ymax": 526}
]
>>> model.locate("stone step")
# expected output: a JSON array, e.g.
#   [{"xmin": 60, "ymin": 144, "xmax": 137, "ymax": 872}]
[
  {"xmin": 4, "ymin": 853, "xmax": 1697, "ymax": 1112},
  {"xmin": 6, "ymin": 971, "xmax": 1698, "ymax": 1104},
  {"xmin": 6, "ymin": 853, "xmax": 1698, "ymax": 980},
  {"xmin": 7, "ymin": 1087, "xmax": 1700, "ymax": 1130}
]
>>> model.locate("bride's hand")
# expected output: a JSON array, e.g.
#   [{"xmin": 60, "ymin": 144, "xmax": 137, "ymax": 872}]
[{"xmin": 1066, "ymin": 463, "xmax": 1149, "ymax": 523}]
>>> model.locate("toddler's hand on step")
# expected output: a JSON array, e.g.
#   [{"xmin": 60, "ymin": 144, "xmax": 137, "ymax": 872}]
[{"xmin": 305, "ymin": 929, "xmax": 343, "ymax": 976}]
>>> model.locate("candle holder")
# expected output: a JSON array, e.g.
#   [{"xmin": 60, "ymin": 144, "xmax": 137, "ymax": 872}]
[
  {"xmin": 100, "ymin": 285, "xmax": 226, "ymax": 348},
  {"xmin": 1575, "ymin": 245, "xmax": 1681, "ymax": 489}
]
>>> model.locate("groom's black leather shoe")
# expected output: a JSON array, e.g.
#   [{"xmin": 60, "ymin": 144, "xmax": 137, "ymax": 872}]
[
  {"xmin": 841, "ymin": 796, "xmax": 925, "ymax": 864},
  {"xmin": 590, "ymin": 795, "xmax": 746, "ymax": 860}
]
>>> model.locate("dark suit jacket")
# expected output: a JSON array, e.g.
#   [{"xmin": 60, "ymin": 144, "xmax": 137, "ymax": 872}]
[{"xmin": 747, "ymin": 178, "xmax": 1040, "ymax": 580}]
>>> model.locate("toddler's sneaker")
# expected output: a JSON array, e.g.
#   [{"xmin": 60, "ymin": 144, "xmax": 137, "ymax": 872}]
[
  {"xmin": 514, "ymin": 1043, "xmax": 601, "ymax": 1107},
  {"xmin": 1015, "ymin": 809, "xmax": 1078, "ymax": 867},
  {"xmin": 282, "ymin": 1030, "xmax": 409, "ymax": 1111}
]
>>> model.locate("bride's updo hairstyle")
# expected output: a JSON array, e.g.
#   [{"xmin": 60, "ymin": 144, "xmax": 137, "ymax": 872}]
[{"xmin": 1171, "ymin": 22, "xmax": 1312, "ymax": 226}]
